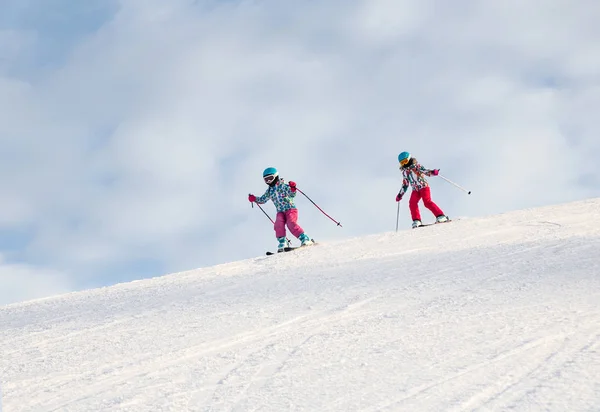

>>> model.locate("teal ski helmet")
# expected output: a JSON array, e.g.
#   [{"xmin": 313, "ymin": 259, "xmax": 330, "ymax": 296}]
[
  {"xmin": 263, "ymin": 167, "xmax": 279, "ymax": 184},
  {"xmin": 398, "ymin": 151, "xmax": 411, "ymax": 166}
]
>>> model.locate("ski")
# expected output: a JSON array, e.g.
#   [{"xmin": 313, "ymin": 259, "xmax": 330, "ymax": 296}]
[
  {"xmin": 413, "ymin": 219, "xmax": 452, "ymax": 229},
  {"xmin": 266, "ymin": 247, "xmax": 298, "ymax": 255},
  {"xmin": 266, "ymin": 241, "xmax": 317, "ymax": 255}
]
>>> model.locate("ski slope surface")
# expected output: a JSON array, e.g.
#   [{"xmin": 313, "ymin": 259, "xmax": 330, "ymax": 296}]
[{"xmin": 1, "ymin": 199, "xmax": 600, "ymax": 412}]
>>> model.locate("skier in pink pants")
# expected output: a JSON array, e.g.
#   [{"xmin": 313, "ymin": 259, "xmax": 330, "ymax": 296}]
[
  {"xmin": 395, "ymin": 151, "xmax": 449, "ymax": 228},
  {"xmin": 249, "ymin": 167, "xmax": 314, "ymax": 252}
]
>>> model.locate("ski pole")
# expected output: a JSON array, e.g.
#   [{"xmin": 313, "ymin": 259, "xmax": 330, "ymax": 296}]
[
  {"xmin": 438, "ymin": 174, "xmax": 471, "ymax": 195},
  {"xmin": 251, "ymin": 200, "xmax": 292, "ymax": 246},
  {"xmin": 296, "ymin": 188, "xmax": 342, "ymax": 227},
  {"xmin": 253, "ymin": 202, "xmax": 274, "ymax": 223},
  {"xmin": 395, "ymin": 200, "xmax": 400, "ymax": 232}
]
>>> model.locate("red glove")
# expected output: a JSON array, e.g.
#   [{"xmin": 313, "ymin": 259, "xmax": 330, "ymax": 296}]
[
  {"xmin": 288, "ymin": 181, "xmax": 297, "ymax": 192},
  {"xmin": 396, "ymin": 193, "xmax": 402, "ymax": 202},
  {"xmin": 431, "ymin": 169, "xmax": 439, "ymax": 176},
  {"xmin": 248, "ymin": 194, "xmax": 256, "ymax": 203}
]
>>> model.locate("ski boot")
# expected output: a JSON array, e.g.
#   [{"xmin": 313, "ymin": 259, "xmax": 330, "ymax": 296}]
[
  {"xmin": 412, "ymin": 220, "xmax": 423, "ymax": 229},
  {"xmin": 277, "ymin": 237, "xmax": 287, "ymax": 252},
  {"xmin": 299, "ymin": 233, "xmax": 314, "ymax": 246},
  {"xmin": 436, "ymin": 215, "xmax": 449, "ymax": 223}
]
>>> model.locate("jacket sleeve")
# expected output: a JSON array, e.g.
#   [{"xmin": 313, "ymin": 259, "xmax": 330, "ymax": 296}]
[
  {"xmin": 418, "ymin": 163, "xmax": 434, "ymax": 177},
  {"xmin": 255, "ymin": 188, "xmax": 270, "ymax": 204},
  {"xmin": 278, "ymin": 179, "xmax": 295, "ymax": 198},
  {"xmin": 398, "ymin": 172, "xmax": 410, "ymax": 197},
  {"xmin": 286, "ymin": 183, "xmax": 296, "ymax": 198}
]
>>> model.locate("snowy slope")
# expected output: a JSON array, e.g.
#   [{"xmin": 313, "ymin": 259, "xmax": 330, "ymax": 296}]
[{"xmin": 1, "ymin": 199, "xmax": 600, "ymax": 412}]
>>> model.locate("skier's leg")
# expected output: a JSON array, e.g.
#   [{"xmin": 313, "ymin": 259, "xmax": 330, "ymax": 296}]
[
  {"xmin": 286, "ymin": 209, "xmax": 313, "ymax": 245},
  {"xmin": 285, "ymin": 209, "xmax": 313, "ymax": 246},
  {"xmin": 274, "ymin": 212, "xmax": 287, "ymax": 238},
  {"xmin": 285, "ymin": 209, "xmax": 304, "ymax": 238},
  {"xmin": 274, "ymin": 212, "xmax": 288, "ymax": 250},
  {"xmin": 409, "ymin": 190, "xmax": 422, "ymax": 221},
  {"xmin": 421, "ymin": 187, "xmax": 445, "ymax": 217}
]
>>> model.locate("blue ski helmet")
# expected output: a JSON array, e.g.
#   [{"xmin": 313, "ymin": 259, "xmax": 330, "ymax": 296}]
[
  {"xmin": 263, "ymin": 167, "xmax": 279, "ymax": 184},
  {"xmin": 398, "ymin": 151, "xmax": 411, "ymax": 166},
  {"xmin": 263, "ymin": 167, "xmax": 278, "ymax": 177}
]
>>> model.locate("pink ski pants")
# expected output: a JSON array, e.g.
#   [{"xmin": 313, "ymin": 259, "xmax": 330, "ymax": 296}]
[{"xmin": 274, "ymin": 209, "xmax": 304, "ymax": 238}]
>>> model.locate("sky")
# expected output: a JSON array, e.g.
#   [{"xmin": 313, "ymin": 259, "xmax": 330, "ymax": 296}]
[{"xmin": 1, "ymin": 0, "xmax": 599, "ymax": 305}]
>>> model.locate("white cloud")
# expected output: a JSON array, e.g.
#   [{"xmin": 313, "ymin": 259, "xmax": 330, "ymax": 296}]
[{"xmin": 0, "ymin": 0, "xmax": 599, "ymax": 300}]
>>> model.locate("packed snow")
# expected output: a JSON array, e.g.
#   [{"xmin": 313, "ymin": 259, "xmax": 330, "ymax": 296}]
[{"xmin": 1, "ymin": 198, "xmax": 600, "ymax": 411}]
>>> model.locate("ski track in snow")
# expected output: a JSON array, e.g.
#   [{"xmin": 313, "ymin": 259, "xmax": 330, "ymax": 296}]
[{"xmin": 1, "ymin": 198, "xmax": 600, "ymax": 411}]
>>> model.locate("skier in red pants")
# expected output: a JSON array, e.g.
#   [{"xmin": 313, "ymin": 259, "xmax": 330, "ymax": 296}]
[{"xmin": 395, "ymin": 151, "xmax": 449, "ymax": 228}]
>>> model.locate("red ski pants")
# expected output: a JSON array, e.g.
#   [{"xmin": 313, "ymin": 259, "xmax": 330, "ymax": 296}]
[
  {"xmin": 274, "ymin": 208, "xmax": 304, "ymax": 238},
  {"xmin": 409, "ymin": 187, "xmax": 444, "ymax": 221}
]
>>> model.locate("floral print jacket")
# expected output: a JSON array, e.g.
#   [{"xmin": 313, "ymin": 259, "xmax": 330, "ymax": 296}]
[{"xmin": 255, "ymin": 179, "xmax": 297, "ymax": 212}]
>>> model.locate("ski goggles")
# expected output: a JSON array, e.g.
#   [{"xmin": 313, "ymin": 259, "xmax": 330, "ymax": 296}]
[
  {"xmin": 399, "ymin": 157, "xmax": 410, "ymax": 166},
  {"xmin": 264, "ymin": 174, "xmax": 277, "ymax": 184}
]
